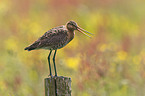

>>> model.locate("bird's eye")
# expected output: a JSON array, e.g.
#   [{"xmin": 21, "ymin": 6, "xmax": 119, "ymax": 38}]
[{"xmin": 72, "ymin": 23, "xmax": 75, "ymax": 26}]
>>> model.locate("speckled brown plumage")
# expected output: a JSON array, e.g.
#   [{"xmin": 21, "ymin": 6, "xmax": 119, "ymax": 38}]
[{"xmin": 25, "ymin": 25, "xmax": 71, "ymax": 51}]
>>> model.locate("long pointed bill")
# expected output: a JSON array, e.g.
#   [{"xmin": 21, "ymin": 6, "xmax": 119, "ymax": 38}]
[
  {"xmin": 77, "ymin": 28, "xmax": 92, "ymax": 38},
  {"xmin": 77, "ymin": 26, "xmax": 93, "ymax": 38},
  {"xmin": 78, "ymin": 27, "xmax": 93, "ymax": 35}
]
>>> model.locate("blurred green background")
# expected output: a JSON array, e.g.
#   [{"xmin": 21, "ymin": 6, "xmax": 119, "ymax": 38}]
[{"xmin": 0, "ymin": 0, "xmax": 145, "ymax": 96}]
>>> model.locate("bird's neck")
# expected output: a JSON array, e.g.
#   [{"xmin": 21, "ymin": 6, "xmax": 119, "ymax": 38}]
[{"xmin": 67, "ymin": 29, "xmax": 75, "ymax": 42}]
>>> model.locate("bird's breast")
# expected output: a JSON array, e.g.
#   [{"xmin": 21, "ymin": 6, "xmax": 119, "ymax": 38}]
[
  {"xmin": 67, "ymin": 30, "xmax": 75, "ymax": 43},
  {"xmin": 53, "ymin": 30, "xmax": 74, "ymax": 50}
]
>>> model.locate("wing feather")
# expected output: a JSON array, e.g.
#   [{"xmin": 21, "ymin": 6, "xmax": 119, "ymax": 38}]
[{"xmin": 24, "ymin": 25, "xmax": 68, "ymax": 51}]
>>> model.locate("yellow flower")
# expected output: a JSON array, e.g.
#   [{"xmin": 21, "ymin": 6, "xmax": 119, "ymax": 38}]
[
  {"xmin": 66, "ymin": 56, "xmax": 80, "ymax": 70},
  {"xmin": 117, "ymin": 51, "xmax": 127, "ymax": 61}
]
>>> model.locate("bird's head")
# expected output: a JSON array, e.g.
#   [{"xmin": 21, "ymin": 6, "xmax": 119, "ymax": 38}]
[
  {"xmin": 66, "ymin": 21, "xmax": 93, "ymax": 38},
  {"xmin": 66, "ymin": 21, "xmax": 78, "ymax": 30}
]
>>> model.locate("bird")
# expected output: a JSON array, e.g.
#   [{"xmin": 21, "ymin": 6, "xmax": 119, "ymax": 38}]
[{"xmin": 24, "ymin": 21, "xmax": 93, "ymax": 77}]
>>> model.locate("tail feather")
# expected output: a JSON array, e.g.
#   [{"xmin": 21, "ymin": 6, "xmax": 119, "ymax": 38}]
[
  {"xmin": 24, "ymin": 46, "xmax": 36, "ymax": 51},
  {"xmin": 25, "ymin": 41, "xmax": 40, "ymax": 51}
]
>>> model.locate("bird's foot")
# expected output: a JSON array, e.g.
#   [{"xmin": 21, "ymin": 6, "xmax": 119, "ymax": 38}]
[
  {"xmin": 48, "ymin": 74, "xmax": 53, "ymax": 78},
  {"xmin": 54, "ymin": 75, "xmax": 57, "ymax": 77}
]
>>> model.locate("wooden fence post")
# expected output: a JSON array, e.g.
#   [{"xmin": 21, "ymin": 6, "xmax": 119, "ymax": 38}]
[{"xmin": 44, "ymin": 76, "xmax": 71, "ymax": 96}]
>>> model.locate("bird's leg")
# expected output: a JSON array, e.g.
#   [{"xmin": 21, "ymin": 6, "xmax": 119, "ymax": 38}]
[
  {"xmin": 53, "ymin": 50, "xmax": 57, "ymax": 76},
  {"xmin": 48, "ymin": 50, "xmax": 52, "ymax": 77}
]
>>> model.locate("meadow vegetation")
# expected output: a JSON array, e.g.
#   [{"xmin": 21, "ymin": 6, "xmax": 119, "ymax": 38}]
[{"xmin": 0, "ymin": 0, "xmax": 145, "ymax": 96}]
